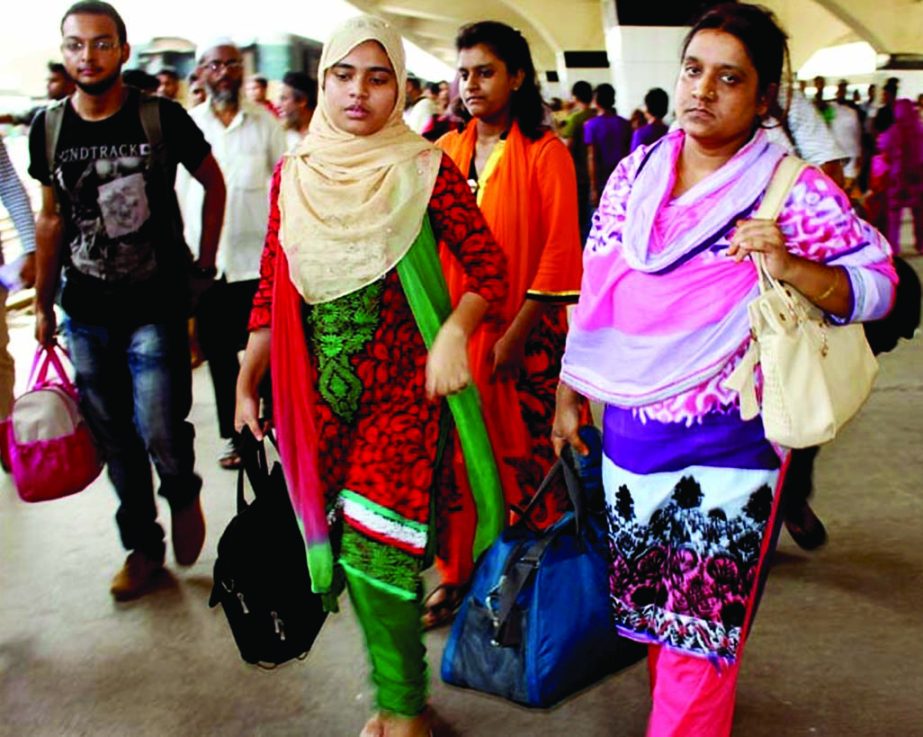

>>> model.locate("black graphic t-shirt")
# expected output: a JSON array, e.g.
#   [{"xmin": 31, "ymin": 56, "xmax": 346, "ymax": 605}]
[{"xmin": 29, "ymin": 89, "xmax": 211, "ymax": 326}]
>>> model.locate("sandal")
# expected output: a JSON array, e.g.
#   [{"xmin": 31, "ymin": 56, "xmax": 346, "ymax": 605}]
[
  {"xmin": 218, "ymin": 438, "xmax": 242, "ymax": 471},
  {"xmin": 784, "ymin": 502, "xmax": 828, "ymax": 551},
  {"xmin": 421, "ymin": 583, "xmax": 467, "ymax": 631}
]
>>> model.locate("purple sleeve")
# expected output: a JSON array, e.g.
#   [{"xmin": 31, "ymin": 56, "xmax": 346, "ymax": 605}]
[
  {"xmin": 777, "ymin": 166, "xmax": 897, "ymax": 322},
  {"xmin": 630, "ymin": 128, "xmax": 643, "ymax": 153},
  {"xmin": 583, "ymin": 117, "xmax": 595, "ymax": 146}
]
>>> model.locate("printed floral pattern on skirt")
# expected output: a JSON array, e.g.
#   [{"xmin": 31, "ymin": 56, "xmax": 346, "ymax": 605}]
[{"xmin": 604, "ymin": 460, "xmax": 781, "ymax": 662}]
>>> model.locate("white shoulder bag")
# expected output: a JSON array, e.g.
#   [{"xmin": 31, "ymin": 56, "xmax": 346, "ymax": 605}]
[{"xmin": 723, "ymin": 156, "xmax": 879, "ymax": 448}]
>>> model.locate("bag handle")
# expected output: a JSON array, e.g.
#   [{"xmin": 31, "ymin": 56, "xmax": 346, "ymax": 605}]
[
  {"xmin": 235, "ymin": 427, "xmax": 279, "ymax": 514},
  {"xmin": 487, "ymin": 446, "xmax": 589, "ymax": 647},
  {"xmin": 723, "ymin": 156, "xmax": 810, "ymax": 420},
  {"xmin": 751, "ymin": 156, "xmax": 809, "ymax": 301},
  {"xmin": 28, "ymin": 344, "xmax": 78, "ymax": 395},
  {"xmin": 489, "ymin": 528, "xmax": 566, "ymax": 647},
  {"xmin": 516, "ymin": 447, "xmax": 585, "ymax": 534}
]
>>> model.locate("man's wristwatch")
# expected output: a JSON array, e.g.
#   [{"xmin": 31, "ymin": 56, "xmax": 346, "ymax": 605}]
[{"xmin": 190, "ymin": 263, "xmax": 218, "ymax": 279}]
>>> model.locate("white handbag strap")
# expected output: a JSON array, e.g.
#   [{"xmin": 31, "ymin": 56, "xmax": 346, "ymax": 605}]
[
  {"xmin": 724, "ymin": 156, "xmax": 809, "ymax": 421},
  {"xmin": 751, "ymin": 156, "xmax": 809, "ymax": 296}
]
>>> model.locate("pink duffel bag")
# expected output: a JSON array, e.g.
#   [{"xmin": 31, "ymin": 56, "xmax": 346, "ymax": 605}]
[{"xmin": 1, "ymin": 345, "xmax": 103, "ymax": 502}]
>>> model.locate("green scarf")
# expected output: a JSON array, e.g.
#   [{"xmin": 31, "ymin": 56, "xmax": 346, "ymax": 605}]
[{"xmin": 396, "ymin": 216, "xmax": 505, "ymax": 559}]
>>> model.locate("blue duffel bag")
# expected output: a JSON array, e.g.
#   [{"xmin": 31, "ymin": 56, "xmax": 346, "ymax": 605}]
[{"xmin": 440, "ymin": 428, "xmax": 645, "ymax": 708}]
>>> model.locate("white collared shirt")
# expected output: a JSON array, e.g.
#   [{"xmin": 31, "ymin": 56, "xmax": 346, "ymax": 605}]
[
  {"xmin": 179, "ymin": 99, "xmax": 286, "ymax": 282},
  {"xmin": 286, "ymin": 128, "xmax": 304, "ymax": 152},
  {"xmin": 404, "ymin": 97, "xmax": 435, "ymax": 135},
  {"xmin": 764, "ymin": 90, "xmax": 846, "ymax": 166}
]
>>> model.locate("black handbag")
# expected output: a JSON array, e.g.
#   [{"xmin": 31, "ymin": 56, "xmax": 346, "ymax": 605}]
[{"xmin": 209, "ymin": 429, "xmax": 327, "ymax": 668}]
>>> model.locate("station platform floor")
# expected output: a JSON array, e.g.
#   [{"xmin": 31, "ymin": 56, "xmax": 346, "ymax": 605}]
[{"xmin": 1, "ymin": 259, "xmax": 921, "ymax": 737}]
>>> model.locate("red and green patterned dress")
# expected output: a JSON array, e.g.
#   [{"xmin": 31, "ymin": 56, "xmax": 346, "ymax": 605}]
[{"xmin": 249, "ymin": 154, "xmax": 507, "ymax": 598}]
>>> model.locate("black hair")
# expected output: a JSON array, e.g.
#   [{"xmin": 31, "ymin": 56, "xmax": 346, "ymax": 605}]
[
  {"xmin": 252, "ymin": 76, "xmax": 268, "ymax": 87},
  {"xmin": 406, "ymin": 76, "xmax": 422, "ymax": 91},
  {"xmin": 157, "ymin": 66, "xmax": 179, "ymax": 80},
  {"xmin": 572, "ymin": 80, "xmax": 593, "ymax": 104},
  {"xmin": 644, "ymin": 87, "xmax": 668, "ymax": 119},
  {"xmin": 884, "ymin": 77, "xmax": 899, "ymax": 93},
  {"xmin": 282, "ymin": 70, "xmax": 317, "ymax": 108},
  {"xmin": 455, "ymin": 21, "xmax": 547, "ymax": 140},
  {"xmin": 682, "ymin": 3, "xmax": 789, "ymax": 101},
  {"xmin": 47, "ymin": 61, "xmax": 70, "ymax": 78},
  {"xmin": 594, "ymin": 83, "xmax": 615, "ymax": 111},
  {"xmin": 122, "ymin": 68, "xmax": 158, "ymax": 91},
  {"xmin": 61, "ymin": 1, "xmax": 127, "ymax": 44},
  {"xmin": 425, "ymin": 81, "xmax": 441, "ymax": 96}
]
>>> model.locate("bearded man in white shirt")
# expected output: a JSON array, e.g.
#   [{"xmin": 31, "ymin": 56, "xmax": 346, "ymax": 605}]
[{"xmin": 180, "ymin": 39, "xmax": 286, "ymax": 470}]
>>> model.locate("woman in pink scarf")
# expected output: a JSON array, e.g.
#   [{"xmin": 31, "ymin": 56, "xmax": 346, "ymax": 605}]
[
  {"xmin": 553, "ymin": 4, "xmax": 896, "ymax": 736},
  {"xmin": 872, "ymin": 98, "xmax": 923, "ymax": 253}
]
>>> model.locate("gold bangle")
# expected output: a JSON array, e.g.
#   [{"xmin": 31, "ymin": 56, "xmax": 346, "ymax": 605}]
[{"xmin": 813, "ymin": 268, "xmax": 840, "ymax": 302}]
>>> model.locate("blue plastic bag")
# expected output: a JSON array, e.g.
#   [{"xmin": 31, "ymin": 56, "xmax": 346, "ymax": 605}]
[{"xmin": 441, "ymin": 428, "xmax": 645, "ymax": 708}]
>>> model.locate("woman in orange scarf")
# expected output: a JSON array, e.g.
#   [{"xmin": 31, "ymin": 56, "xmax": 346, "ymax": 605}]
[{"xmin": 427, "ymin": 21, "xmax": 583, "ymax": 626}]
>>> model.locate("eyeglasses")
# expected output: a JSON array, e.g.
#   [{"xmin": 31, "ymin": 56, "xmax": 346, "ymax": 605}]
[
  {"xmin": 203, "ymin": 59, "xmax": 243, "ymax": 73},
  {"xmin": 61, "ymin": 39, "xmax": 119, "ymax": 54}
]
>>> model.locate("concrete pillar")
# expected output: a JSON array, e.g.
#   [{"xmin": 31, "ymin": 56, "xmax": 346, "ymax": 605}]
[{"xmin": 600, "ymin": 0, "xmax": 689, "ymax": 119}]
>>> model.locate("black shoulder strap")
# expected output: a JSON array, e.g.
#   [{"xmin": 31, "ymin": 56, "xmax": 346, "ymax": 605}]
[
  {"xmin": 44, "ymin": 99, "xmax": 69, "ymax": 179},
  {"xmin": 137, "ymin": 96, "xmax": 191, "ymax": 262},
  {"xmin": 44, "ymin": 94, "xmax": 164, "ymax": 175},
  {"xmin": 138, "ymin": 95, "xmax": 165, "ymax": 165}
]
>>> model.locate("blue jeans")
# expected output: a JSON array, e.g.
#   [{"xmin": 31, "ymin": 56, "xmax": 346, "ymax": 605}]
[{"xmin": 66, "ymin": 318, "xmax": 201, "ymax": 562}]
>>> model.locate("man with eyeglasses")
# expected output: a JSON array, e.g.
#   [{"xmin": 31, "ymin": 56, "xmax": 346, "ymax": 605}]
[
  {"xmin": 178, "ymin": 39, "xmax": 285, "ymax": 472},
  {"xmin": 28, "ymin": 0, "xmax": 227, "ymax": 601}
]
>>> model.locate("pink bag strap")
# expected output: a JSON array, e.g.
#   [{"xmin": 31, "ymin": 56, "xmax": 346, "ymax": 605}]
[{"xmin": 28, "ymin": 344, "xmax": 78, "ymax": 395}]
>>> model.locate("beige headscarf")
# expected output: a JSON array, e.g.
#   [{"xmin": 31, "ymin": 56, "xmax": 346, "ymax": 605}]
[{"xmin": 278, "ymin": 15, "xmax": 443, "ymax": 304}]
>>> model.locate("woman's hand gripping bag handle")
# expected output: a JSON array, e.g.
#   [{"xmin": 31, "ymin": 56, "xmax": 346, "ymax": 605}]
[{"xmin": 723, "ymin": 157, "xmax": 879, "ymax": 447}]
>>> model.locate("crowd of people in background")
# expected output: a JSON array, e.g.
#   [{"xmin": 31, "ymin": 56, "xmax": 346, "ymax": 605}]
[{"xmin": 7, "ymin": 25, "xmax": 923, "ymax": 258}]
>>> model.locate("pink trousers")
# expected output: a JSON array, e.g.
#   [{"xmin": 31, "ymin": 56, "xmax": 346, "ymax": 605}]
[{"xmin": 645, "ymin": 644, "xmax": 741, "ymax": 737}]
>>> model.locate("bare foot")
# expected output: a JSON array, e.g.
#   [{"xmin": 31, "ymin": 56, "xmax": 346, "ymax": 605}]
[
  {"xmin": 360, "ymin": 714, "xmax": 384, "ymax": 737},
  {"xmin": 380, "ymin": 712, "xmax": 431, "ymax": 737}
]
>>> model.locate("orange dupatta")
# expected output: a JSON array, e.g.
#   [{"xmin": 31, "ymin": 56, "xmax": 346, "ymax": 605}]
[{"xmin": 436, "ymin": 121, "xmax": 583, "ymax": 486}]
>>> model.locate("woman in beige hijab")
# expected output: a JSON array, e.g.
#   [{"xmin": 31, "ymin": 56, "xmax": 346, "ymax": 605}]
[{"xmin": 235, "ymin": 16, "xmax": 507, "ymax": 737}]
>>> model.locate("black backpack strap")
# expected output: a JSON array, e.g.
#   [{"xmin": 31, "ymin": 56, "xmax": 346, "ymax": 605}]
[
  {"xmin": 137, "ymin": 95, "xmax": 193, "ymax": 268},
  {"xmin": 138, "ymin": 95, "xmax": 165, "ymax": 165},
  {"xmin": 43, "ymin": 99, "xmax": 68, "ymax": 197},
  {"xmin": 44, "ymin": 99, "xmax": 67, "ymax": 174}
]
